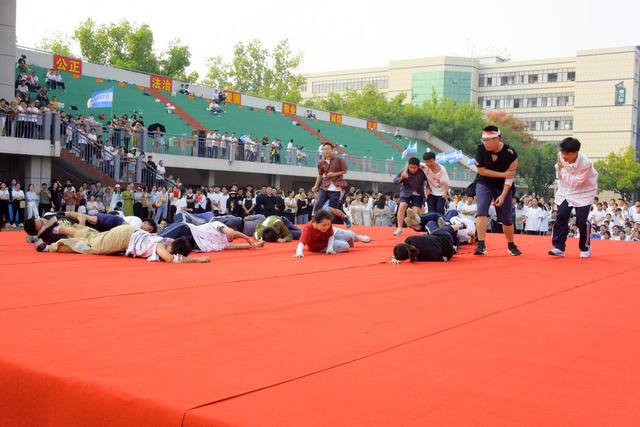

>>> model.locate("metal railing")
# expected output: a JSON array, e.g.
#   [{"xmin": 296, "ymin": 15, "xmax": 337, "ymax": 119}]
[
  {"xmin": 0, "ymin": 110, "xmax": 60, "ymax": 144},
  {"xmin": 56, "ymin": 121, "xmax": 476, "ymax": 184}
]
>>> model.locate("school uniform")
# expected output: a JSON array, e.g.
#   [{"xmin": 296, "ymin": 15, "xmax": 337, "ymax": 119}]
[{"xmin": 552, "ymin": 153, "xmax": 598, "ymax": 252}]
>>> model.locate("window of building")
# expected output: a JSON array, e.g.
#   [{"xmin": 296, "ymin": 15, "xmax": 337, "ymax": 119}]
[
  {"xmin": 528, "ymin": 74, "xmax": 539, "ymax": 84},
  {"xmin": 567, "ymin": 71, "xmax": 575, "ymax": 81},
  {"xmin": 487, "ymin": 77, "xmax": 493, "ymax": 86},
  {"xmin": 513, "ymin": 99, "xmax": 521, "ymax": 108},
  {"xmin": 547, "ymin": 73, "xmax": 558, "ymax": 83}
]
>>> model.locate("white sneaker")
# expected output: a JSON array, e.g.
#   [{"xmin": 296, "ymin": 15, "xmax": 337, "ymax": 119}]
[
  {"xmin": 548, "ymin": 248, "xmax": 565, "ymax": 257},
  {"xmin": 393, "ymin": 228, "xmax": 403, "ymax": 236},
  {"xmin": 404, "ymin": 209, "xmax": 421, "ymax": 229},
  {"xmin": 580, "ymin": 246, "xmax": 591, "ymax": 258},
  {"xmin": 357, "ymin": 235, "xmax": 371, "ymax": 243}
]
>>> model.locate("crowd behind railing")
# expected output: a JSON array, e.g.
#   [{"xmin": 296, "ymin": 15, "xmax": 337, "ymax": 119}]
[{"xmin": 5, "ymin": 55, "xmax": 476, "ymax": 182}]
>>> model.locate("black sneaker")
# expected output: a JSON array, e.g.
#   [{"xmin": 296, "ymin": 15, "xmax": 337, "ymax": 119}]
[
  {"xmin": 473, "ymin": 243, "xmax": 487, "ymax": 255},
  {"xmin": 508, "ymin": 243, "xmax": 522, "ymax": 256},
  {"xmin": 343, "ymin": 216, "xmax": 352, "ymax": 229}
]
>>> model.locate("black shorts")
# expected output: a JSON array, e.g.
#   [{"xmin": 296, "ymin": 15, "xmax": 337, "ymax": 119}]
[{"xmin": 399, "ymin": 195, "xmax": 424, "ymax": 209}]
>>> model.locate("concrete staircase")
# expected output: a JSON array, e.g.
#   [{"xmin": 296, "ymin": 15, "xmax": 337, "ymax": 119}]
[{"xmin": 147, "ymin": 88, "xmax": 208, "ymax": 132}]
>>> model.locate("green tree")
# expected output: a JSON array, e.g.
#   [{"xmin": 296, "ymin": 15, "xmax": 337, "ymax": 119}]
[
  {"xmin": 159, "ymin": 39, "xmax": 198, "ymax": 82},
  {"xmin": 422, "ymin": 95, "xmax": 486, "ymax": 154},
  {"xmin": 65, "ymin": 19, "xmax": 195, "ymax": 80},
  {"xmin": 37, "ymin": 32, "xmax": 74, "ymax": 56},
  {"xmin": 203, "ymin": 39, "xmax": 304, "ymax": 101},
  {"xmin": 517, "ymin": 142, "xmax": 558, "ymax": 197},
  {"xmin": 594, "ymin": 146, "xmax": 640, "ymax": 200},
  {"xmin": 485, "ymin": 111, "xmax": 554, "ymax": 195}
]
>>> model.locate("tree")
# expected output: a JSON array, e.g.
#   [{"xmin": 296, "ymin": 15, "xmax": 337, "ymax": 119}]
[
  {"xmin": 422, "ymin": 94, "xmax": 486, "ymax": 154},
  {"xmin": 517, "ymin": 142, "xmax": 558, "ymax": 197},
  {"xmin": 37, "ymin": 32, "xmax": 74, "ymax": 57},
  {"xmin": 45, "ymin": 19, "xmax": 197, "ymax": 81},
  {"xmin": 203, "ymin": 39, "xmax": 304, "ymax": 102},
  {"xmin": 594, "ymin": 146, "xmax": 640, "ymax": 201},
  {"xmin": 485, "ymin": 110, "xmax": 536, "ymax": 152},
  {"xmin": 484, "ymin": 110, "xmax": 557, "ymax": 195},
  {"xmin": 159, "ymin": 39, "xmax": 198, "ymax": 82}
]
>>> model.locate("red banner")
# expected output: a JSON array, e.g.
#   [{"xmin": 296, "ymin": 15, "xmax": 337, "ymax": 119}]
[
  {"xmin": 223, "ymin": 90, "xmax": 242, "ymax": 105},
  {"xmin": 366, "ymin": 120, "xmax": 378, "ymax": 130},
  {"xmin": 53, "ymin": 54, "xmax": 82, "ymax": 76},
  {"xmin": 282, "ymin": 102, "xmax": 297, "ymax": 115},
  {"xmin": 150, "ymin": 75, "xmax": 172, "ymax": 92},
  {"xmin": 330, "ymin": 112, "xmax": 342, "ymax": 126}
]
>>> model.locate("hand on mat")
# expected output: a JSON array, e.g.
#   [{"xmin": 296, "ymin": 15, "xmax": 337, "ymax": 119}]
[
  {"xmin": 293, "ymin": 253, "xmax": 304, "ymax": 258},
  {"xmin": 326, "ymin": 250, "xmax": 336, "ymax": 255},
  {"xmin": 255, "ymin": 240, "xmax": 264, "ymax": 247},
  {"xmin": 195, "ymin": 257, "xmax": 210, "ymax": 263},
  {"xmin": 277, "ymin": 238, "xmax": 287, "ymax": 243},
  {"xmin": 390, "ymin": 257, "xmax": 400, "ymax": 264}
]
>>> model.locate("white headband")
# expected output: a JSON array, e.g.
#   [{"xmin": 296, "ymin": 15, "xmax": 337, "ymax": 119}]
[{"xmin": 482, "ymin": 130, "xmax": 500, "ymax": 139}]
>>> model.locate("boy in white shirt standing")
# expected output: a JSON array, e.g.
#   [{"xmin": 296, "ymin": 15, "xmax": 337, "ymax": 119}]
[
  {"xmin": 420, "ymin": 151, "xmax": 450, "ymax": 214},
  {"xmin": 549, "ymin": 137, "xmax": 598, "ymax": 258}
]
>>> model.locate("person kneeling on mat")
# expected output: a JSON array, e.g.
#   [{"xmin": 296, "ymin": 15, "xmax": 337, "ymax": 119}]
[
  {"xmin": 293, "ymin": 210, "xmax": 370, "ymax": 258},
  {"xmin": 390, "ymin": 225, "xmax": 462, "ymax": 264},
  {"xmin": 404, "ymin": 208, "xmax": 476, "ymax": 246}
]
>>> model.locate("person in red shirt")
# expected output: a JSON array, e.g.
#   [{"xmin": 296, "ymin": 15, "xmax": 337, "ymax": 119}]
[{"xmin": 293, "ymin": 210, "xmax": 370, "ymax": 257}]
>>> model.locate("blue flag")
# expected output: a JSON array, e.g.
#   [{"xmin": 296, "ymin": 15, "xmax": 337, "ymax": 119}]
[
  {"xmin": 401, "ymin": 141, "xmax": 417, "ymax": 159},
  {"xmin": 87, "ymin": 88, "xmax": 113, "ymax": 109}
]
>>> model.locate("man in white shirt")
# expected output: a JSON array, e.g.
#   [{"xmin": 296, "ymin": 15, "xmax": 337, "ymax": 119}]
[
  {"xmin": 156, "ymin": 160, "xmax": 166, "ymax": 185},
  {"xmin": 206, "ymin": 130, "xmax": 215, "ymax": 158},
  {"xmin": 549, "ymin": 138, "xmax": 598, "ymax": 258},
  {"xmin": 588, "ymin": 203, "xmax": 607, "ymax": 227},
  {"xmin": 420, "ymin": 151, "xmax": 450, "ymax": 214},
  {"xmin": 218, "ymin": 186, "xmax": 229, "ymax": 215},
  {"xmin": 213, "ymin": 130, "xmax": 222, "ymax": 158}
]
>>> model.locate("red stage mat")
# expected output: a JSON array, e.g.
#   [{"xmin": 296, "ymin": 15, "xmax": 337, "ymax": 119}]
[{"xmin": 1, "ymin": 227, "xmax": 639, "ymax": 426}]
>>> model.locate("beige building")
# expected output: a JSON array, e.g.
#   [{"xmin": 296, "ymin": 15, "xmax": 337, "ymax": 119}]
[{"xmin": 303, "ymin": 46, "xmax": 640, "ymax": 160}]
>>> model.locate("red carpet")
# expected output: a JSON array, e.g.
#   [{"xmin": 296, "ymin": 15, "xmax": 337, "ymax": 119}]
[{"xmin": 1, "ymin": 227, "xmax": 639, "ymax": 426}]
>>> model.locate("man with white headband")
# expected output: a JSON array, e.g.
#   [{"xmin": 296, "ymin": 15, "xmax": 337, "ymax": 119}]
[{"xmin": 473, "ymin": 125, "xmax": 522, "ymax": 256}]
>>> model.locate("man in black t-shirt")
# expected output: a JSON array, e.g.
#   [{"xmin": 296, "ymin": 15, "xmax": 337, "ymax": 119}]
[{"xmin": 473, "ymin": 125, "xmax": 522, "ymax": 256}]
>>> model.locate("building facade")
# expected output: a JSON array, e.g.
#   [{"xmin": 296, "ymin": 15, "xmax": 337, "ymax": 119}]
[{"xmin": 303, "ymin": 46, "xmax": 640, "ymax": 160}]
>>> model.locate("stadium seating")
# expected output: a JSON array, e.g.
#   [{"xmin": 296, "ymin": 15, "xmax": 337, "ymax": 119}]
[{"xmin": 17, "ymin": 66, "xmax": 473, "ymax": 178}]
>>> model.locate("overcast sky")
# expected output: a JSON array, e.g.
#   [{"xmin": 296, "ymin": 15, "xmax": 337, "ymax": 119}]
[{"xmin": 16, "ymin": 0, "xmax": 640, "ymax": 78}]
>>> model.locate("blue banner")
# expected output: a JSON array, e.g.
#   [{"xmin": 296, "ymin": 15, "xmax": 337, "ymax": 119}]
[{"xmin": 87, "ymin": 88, "xmax": 113, "ymax": 109}]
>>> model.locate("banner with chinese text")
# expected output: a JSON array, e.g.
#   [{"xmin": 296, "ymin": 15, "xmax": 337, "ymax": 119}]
[
  {"xmin": 223, "ymin": 90, "xmax": 242, "ymax": 104},
  {"xmin": 53, "ymin": 55, "xmax": 82, "ymax": 77},
  {"xmin": 150, "ymin": 75, "xmax": 172, "ymax": 92},
  {"xmin": 330, "ymin": 112, "xmax": 342, "ymax": 126},
  {"xmin": 366, "ymin": 120, "xmax": 377, "ymax": 130},
  {"xmin": 282, "ymin": 102, "xmax": 297, "ymax": 115}
]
